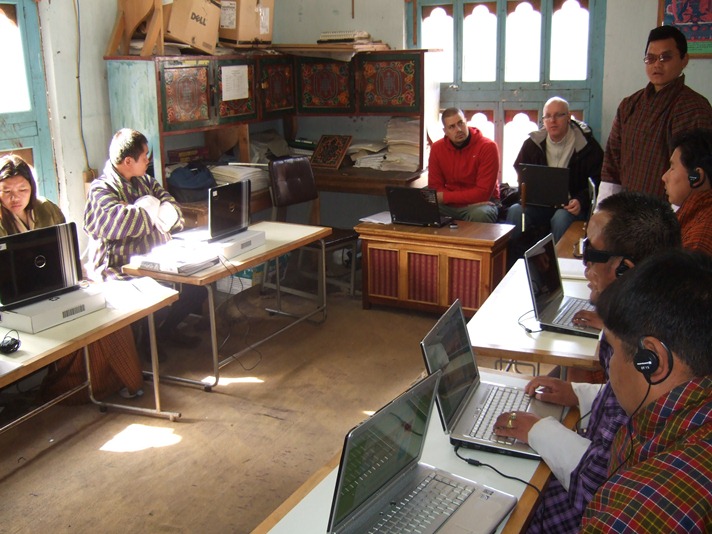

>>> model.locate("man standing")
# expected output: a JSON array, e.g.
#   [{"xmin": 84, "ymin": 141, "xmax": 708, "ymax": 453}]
[
  {"xmin": 428, "ymin": 108, "xmax": 500, "ymax": 222},
  {"xmin": 84, "ymin": 128, "xmax": 205, "ymax": 348},
  {"xmin": 600, "ymin": 25, "xmax": 712, "ymax": 201},
  {"xmin": 506, "ymin": 97, "xmax": 603, "ymax": 263},
  {"xmin": 581, "ymin": 250, "xmax": 712, "ymax": 532}
]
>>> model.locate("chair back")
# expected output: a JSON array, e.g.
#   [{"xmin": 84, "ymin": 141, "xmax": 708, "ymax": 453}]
[{"xmin": 268, "ymin": 157, "xmax": 319, "ymax": 209}]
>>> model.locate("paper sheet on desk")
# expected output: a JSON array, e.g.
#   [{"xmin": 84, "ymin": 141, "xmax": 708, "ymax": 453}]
[
  {"xmin": 359, "ymin": 211, "xmax": 392, "ymax": 224},
  {"xmin": 558, "ymin": 258, "xmax": 586, "ymax": 280},
  {"xmin": 101, "ymin": 277, "xmax": 169, "ymax": 309}
]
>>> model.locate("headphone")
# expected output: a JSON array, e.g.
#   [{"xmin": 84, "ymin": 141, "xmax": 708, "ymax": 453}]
[
  {"xmin": 689, "ymin": 168, "xmax": 702, "ymax": 188},
  {"xmin": 615, "ymin": 259, "xmax": 631, "ymax": 278},
  {"xmin": 634, "ymin": 336, "xmax": 673, "ymax": 385},
  {"xmin": 0, "ymin": 330, "xmax": 21, "ymax": 354}
]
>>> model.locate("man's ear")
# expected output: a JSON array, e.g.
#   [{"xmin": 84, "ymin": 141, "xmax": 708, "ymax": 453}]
[{"xmin": 642, "ymin": 337, "xmax": 674, "ymax": 386}]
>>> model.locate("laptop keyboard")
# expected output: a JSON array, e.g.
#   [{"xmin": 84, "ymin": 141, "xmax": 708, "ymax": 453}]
[
  {"xmin": 368, "ymin": 472, "xmax": 474, "ymax": 533},
  {"xmin": 470, "ymin": 387, "xmax": 531, "ymax": 445},
  {"xmin": 553, "ymin": 298, "xmax": 594, "ymax": 327}
]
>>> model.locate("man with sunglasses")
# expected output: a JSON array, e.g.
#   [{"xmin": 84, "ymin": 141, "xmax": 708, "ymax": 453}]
[
  {"xmin": 493, "ymin": 192, "xmax": 681, "ymax": 533},
  {"xmin": 599, "ymin": 25, "xmax": 712, "ymax": 202}
]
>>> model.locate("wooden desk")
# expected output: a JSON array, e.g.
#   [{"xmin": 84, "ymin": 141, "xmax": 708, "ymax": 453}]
[
  {"xmin": 467, "ymin": 259, "xmax": 600, "ymax": 372},
  {"xmin": 0, "ymin": 280, "xmax": 180, "ymax": 433},
  {"xmin": 556, "ymin": 221, "xmax": 586, "ymax": 259},
  {"xmin": 313, "ymin": 167, "xmax": 427, "ymax": 196},
  {"xmin": 124, "ymin": 221, "xmax": 331, "ymax": 390},
  {"xmin": 252, "ymin": 369, "xmax": 580, "ymax": 534},
  {"xmin": 356, "ymin": 221, "xmax": 513, "ymax": 316}
]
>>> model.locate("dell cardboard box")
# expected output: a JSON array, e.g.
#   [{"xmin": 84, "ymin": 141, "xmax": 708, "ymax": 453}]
[
  {"xmin": 165, "ymin": 0, "xmax": 222, "ymax": 55},
  {"xmin": 0, "ymin": 286, "xmax": 106, "ymax": 334}
]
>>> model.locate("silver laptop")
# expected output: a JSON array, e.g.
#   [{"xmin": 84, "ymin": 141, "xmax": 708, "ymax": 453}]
[
  {"xmin": 420, "ymin": 300, "xmax": 564, "ymax": 460},
  {"xmin": 386, "ymin": 186, "xmax": 453, "ymax": 228},
  {"xmin": 328, "ymin": 372, "xmax": 517, "ymax": 534},
  {"xmin": 173, "ymin": 180, "xmax": 250, "ymax": 242},
  {"xmin": 524, "ymin": 234, "xmax": 600, "ymax": 338},
  {"xmin": 0, "ymin": 222, "xmax": 82, "ymax": 310},
  {"xmin": 517, "ymin": 163, "xmax": 570, "ymax": 208}
]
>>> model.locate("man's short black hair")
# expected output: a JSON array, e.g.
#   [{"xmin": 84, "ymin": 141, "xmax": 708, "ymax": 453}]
[
  {"xmin": 646, "ymin": 25, "xmax": 687, "ymax": 57},
  {"xmin": 109, "ymin": 128, "xmax": 149, "ymax": 166},
  {"xmin": 441, "ymin": 107, "xmax": 465, "ymax": 126},
  {"xmin": 596, "ymin": 192, "xmax": 681, "ymax": 263},
  {"xmin": 597, "ymin": 249, "xmax": 712, "ymax": 377},
  {"xmin": 671, "ymin": 128, "xmax": 712, "ymax": 180}
]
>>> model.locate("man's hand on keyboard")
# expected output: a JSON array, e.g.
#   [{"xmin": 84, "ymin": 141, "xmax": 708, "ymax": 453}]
[
  {"xmin": 492, "ymin": 411, "xmax": 539, "ymax": 445},
  {"xmin": 524, "ymin": 376, "xmax": 578, "ymax": 407},
  {"xmin": 572, "ymin": 309, "xmax": 603, "ymax": 330}
]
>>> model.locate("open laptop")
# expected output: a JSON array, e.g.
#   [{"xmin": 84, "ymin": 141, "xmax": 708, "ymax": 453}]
[
  {"xmin": 524, "ymin": 233, "xmax": 600, "ymax": 338},
  {"xmin": 517, "ymin": 163, "xmax": 570, "ymax": 208},
  {"xmin": 173, "ymin": 180, "xmax": 251, "ymax": 242},
  {"xmin": 420, "ymin": 300, "xmax": 564, "ymax": 460},
  {"xmin": 0, "ymin": 222, "xmax": 82, "ymax": 310},
  {"xmin": 327, "ymin": 372, "xmax": 517, "ymax": 534},
  {"xmin": 386, "ymin": 186, "xmax": 453, "ymax": 228}
]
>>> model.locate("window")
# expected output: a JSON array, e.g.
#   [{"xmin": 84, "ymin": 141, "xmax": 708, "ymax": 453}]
[{"xmin": 411, "ymin": 0, "xmax": 604, "ymax": 185}]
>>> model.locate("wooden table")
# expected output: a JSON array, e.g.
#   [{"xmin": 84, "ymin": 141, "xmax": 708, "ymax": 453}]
[
  {"xmin": 0, "ymin": 280, "xmax": 180, "ymax": 433},
  {"xmin": 556, "ymin": 220, "xmax": 586, "ymax": 259},
  {"xmin": 356, "ymin": 221, "xmax": 514, "ymax": 316},
  {"xmin": 251, "ymin": 369, "xmax": 580, "ymax": 534}
]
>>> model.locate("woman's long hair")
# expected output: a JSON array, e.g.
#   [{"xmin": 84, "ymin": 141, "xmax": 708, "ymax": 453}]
[{"xmin": 0, "ymin": 154, "xmax": 39, "ymax": 235}]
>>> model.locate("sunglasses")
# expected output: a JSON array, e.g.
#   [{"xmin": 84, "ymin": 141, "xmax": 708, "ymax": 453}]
[{"xmin": 581, "ymin": 237, "xmax": 621, "ymax": 265}]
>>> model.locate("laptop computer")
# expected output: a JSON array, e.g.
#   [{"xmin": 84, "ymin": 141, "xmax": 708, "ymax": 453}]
[
  {"xmin": 385, "ymin": 186, "xmax": 453, "ymax": 228},
  {"xmin": 327, "ymin": 372, "xmax": 517, "ymax": 534},
  {"xmin": 517, "ymin": 163, "xmax": 570, "ymax": 208},
  {"xmin": 524, "ymin": 233, "xmax": 600, "ymax": 338},
  {"xmin": 173, "ymin": 180, "xmax": 251, "ymax": 242},
  {"xmin": 0, "ymin": 222, "xmax": 82, "ymax": 310},
  {"xmin": 420, "ymin": 300, "xmax": 564, "ymax": 460}
]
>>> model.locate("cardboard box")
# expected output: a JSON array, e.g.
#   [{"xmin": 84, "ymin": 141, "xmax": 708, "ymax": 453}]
[
  {"xmin": 0, "ymin": 287, "xmax": 106, "ymax": 334},
  {"xmin": 219, "ymin": 0, "xmax": 274, "ymax": 45},
  {"xmin": 165, "ymin": 0, "xmax": 222, "ymax": 55}
]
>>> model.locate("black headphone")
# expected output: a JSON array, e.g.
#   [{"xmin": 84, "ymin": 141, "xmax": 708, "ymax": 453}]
[
  {"xmin": 0, "ymin": 330, "xmax": 21, "ymax": 354},
  {"xmin": 634, "ymin": 336, "xmax": 673, "ymax": 385},
  {"xmin": 689, "ymin": 168, "xmax": 702, "ymax": 188},
  {"xmin": 615, "ymin": 259, "xmax": 631, "ymax": 278}
]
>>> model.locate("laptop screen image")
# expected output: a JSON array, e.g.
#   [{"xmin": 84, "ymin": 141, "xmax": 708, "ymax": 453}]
[
  {"xmin": 209, "ymin": 180, "xmax": 250, "ymax": 241},
  {"xmin": 523, "ymin": 235, "xmax": 564, "ymax": 318}
]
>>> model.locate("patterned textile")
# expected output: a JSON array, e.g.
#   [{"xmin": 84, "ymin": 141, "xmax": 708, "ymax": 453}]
[
  {"xmin": 581, "ymin": 376, "xmax": 712, "ymax": 533},
  {"xmin": 601, "ymin": 75, "xmax": 712, "ymax": 199},
  {"xmin": 428, "ymin": 126, "xmax": 500, "ymax": 206},
  {"xmin": 526, "ymin": 337, "xmax": 629, "ymax": 533},
  {"xmin": 677, "ymin": 189, "xmax": 712, "ymax": 256},
  {"xmin": 83, "ymin": 161, "xmax": 183, "ymax": 281}
]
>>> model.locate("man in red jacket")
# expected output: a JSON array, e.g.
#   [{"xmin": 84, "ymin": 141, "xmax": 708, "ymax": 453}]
[{"xmin": 428, "ymin": 108, "xmax": 500, "ymax": 222}]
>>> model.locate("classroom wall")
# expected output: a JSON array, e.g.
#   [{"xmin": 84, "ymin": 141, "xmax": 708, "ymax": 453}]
[{"xmin": 38, "ymin": 0, "xmax": 712, "ymax": 231}]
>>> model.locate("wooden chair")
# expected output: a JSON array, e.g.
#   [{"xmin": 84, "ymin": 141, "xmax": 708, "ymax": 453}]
[{"xmin": 267, "ymin": 156, "xmax": 358, "ymax": 296}]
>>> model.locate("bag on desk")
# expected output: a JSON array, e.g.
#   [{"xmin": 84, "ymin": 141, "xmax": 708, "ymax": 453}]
[{"xmin": 167, "ymin": 161, "xmax": 216, "ymax": 203}]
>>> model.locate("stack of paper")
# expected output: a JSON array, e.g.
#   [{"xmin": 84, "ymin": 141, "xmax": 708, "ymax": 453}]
[{"xmin": 383, "ymin": 118, "xmax": 421, "ymax": 171}]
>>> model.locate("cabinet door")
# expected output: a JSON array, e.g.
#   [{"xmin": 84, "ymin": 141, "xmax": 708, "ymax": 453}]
[
  {"xmin": 259, "ymin": 55, "xmax": 296, "ymax": 118},
  {"xmin": 296, "ymin": 57, "xmax": 355, "ymax": 113},
  {"xmin": 160, "ymin": 58, "xmax": 212, "ymax": 132},
  {"xmin": 216, "ymin": 58, "xmax": 259, "ymax": 123},
  {"xmin": 357, "ymin": 53, "xmax": 422, "ymax": 114}
]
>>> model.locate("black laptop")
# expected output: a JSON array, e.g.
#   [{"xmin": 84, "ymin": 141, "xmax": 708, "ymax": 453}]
[
  {"xmin": 386, "ymin": 186, "xmax": 453, "ymax": 228},
  {"xmin": 0, "ymin": 222, "xmax": 83, "ymax": 310},
  {"xmin": 517, "ymin": 163, "xmax": 570, "ymax": 208}
]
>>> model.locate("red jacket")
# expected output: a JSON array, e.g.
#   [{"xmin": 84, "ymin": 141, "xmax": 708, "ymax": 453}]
[{"xmin": 428, "ymin": 126, "xmax": 500, "ymax": 206}]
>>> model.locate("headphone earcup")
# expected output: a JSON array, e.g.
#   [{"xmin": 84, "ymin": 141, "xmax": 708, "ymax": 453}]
[
  {"xmin": 689, "ymin": 169, "xmax": 701, "ymax": 187},
  {"xmin": 634, "ymin": 343, "xmax": 660, "ymax": 383},
  {"xmin": 615, "ymin": 260, "xmax": 630, "ymax": 278}
]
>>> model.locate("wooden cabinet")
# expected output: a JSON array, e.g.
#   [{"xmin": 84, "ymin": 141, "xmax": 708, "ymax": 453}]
[{"xmin": 356, "ymin": 222, "xmax": 513, "ymax": 316}]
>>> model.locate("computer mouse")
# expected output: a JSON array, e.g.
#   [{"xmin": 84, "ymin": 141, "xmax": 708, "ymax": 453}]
[{"xmin": 449, "ymin": 222, "xmax": 459, "ymax": 229}]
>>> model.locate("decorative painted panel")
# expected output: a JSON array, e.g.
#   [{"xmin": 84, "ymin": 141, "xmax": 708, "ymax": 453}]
[
  {"xmin": 297, "ymin": 58, "xmax": 355, "ymax": 113},
  {"xmin": 217, "ymin": 59, "xmax": 258, "ymax": 122},
  {"xmin": 161, "ymin": 61, "xmax": 211, "ymax": 131},
  {"xmin": 358, "ymin": 54, "xmax": 420, "ymax": 113},
  {"xmin": 260, "ymin": 56, "xmax": 295, "ymax": 117}
]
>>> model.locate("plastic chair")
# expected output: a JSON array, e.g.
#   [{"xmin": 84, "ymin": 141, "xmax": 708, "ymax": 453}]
[{"xmin": 267, "ymin": 156, "xmax": 359, "ymax": 296}]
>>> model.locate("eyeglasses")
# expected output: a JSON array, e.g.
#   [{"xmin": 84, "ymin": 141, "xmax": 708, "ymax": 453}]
[
  {"xmin": 581, "ymin": 237, "xmax": 621, "ymax": 265},
  {"xmin": 643, "ymin": 52, "xmax": 675, "ymax": 65},
  {"xmin": 543, "ymin": 112, "xmax": 569, "ymax": 122}
]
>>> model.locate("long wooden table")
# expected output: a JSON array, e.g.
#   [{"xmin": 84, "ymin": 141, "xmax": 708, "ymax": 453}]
[
  {"xmin": 0, "ymin": 279, "xmax": 180, "ymax": 433},
  {"xmin": 123, "ymin": 221, "xmax": 331, "ymax": 391}
]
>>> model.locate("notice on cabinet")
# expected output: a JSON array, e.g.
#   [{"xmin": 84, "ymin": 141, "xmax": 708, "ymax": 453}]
[{"xmin": 221, "ymin": 65, "xmax": 249, "ymax": 101}]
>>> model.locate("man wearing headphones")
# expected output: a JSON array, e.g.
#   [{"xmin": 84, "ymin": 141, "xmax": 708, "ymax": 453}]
[
  {"xmin": 581, "ymin": 250, "xmax": 712, "ymax": 531},
  {"xmin": 662, "ymin": 128, "xmax": 712, "ymax": 255},
  {"xmin": 493, "ymin": 192, "xmax": 681, "ymax": 533}
]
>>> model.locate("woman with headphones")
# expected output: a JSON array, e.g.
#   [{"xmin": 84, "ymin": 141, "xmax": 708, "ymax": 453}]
[{"xmin": 662, "ymin": 128, "xmax": 712, "ymax": 255}]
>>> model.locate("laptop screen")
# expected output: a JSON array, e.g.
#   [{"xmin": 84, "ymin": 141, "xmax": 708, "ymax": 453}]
[
  {"xmin": 420, "ymin": 300, "xmax": 479, "ymax": 432},
  {"xmin": 523, "ymin": 234, "xmax": 564, "ymax": 317},
  {"xmin": 328, "ymin": 373, "xmax": 439, "ymax": 532},
  {"xmin": 517, "ymin": 164, "xmax": 570, "ymax": 208},
  {"xmin": 0, "ymin": 222, "xmax": 82, "ymax": 310},
  {"xmin": 209, "ymin": 180, "xmax": 250, "ymax": 241}
]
